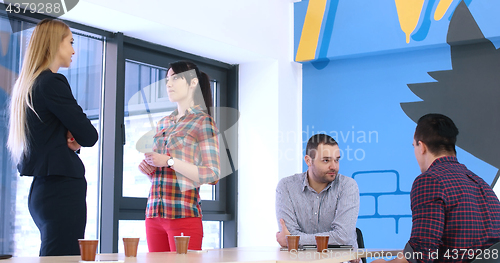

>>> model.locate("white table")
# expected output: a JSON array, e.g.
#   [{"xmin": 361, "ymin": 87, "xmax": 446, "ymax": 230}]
[{"xmin": 3, "ymin": 247, "xmax": 402, "ymax": 263}]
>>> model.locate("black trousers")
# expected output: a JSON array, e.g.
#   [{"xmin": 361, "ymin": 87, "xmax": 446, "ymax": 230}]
[{"xmin": 28, "ymin": 175, "xmax": 87, "ymax": 256}]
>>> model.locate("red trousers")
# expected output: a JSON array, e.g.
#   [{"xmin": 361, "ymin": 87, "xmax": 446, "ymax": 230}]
[{"xmin": 145, "ymin": 217, "xmax": 203, "ymax": 252}]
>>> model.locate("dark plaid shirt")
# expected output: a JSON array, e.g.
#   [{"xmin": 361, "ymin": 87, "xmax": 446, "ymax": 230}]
[{"xmin": 405, "ymin": 156, "xmax": 500, "ymax": 263}]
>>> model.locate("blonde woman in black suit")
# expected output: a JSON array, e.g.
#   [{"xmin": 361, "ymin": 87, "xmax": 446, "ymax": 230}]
[{"xmin": 7, "ymin": 19, "xmax": 98, "ymax": 256}]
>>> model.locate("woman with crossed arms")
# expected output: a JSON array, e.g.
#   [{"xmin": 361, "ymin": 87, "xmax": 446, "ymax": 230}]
[{"xmin": 8, "ymin": 19, "xmax": 98, "ymax": 256}]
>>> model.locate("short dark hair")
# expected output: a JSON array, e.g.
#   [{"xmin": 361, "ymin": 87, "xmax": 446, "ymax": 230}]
[
  {"xmin": 306, "ymin": 134, "xmax": 338, "ymax": 159},
  {"xmin": 414, "ymin": 113, "xmax": 459, "ymax": 155}
]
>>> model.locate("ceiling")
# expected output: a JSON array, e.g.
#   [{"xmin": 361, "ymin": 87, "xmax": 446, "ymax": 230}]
[{"xmin": 55, "ymin": 0, "xmax": 296, "ymax": 64}]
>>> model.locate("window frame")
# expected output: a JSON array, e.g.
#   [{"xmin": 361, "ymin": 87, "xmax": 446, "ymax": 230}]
[{"xmin": 100, "ymin": 34, "xmax": 238, "ymax": 252}]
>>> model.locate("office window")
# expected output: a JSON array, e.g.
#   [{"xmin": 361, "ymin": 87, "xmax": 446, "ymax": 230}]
[
  {"xmin": 122, "ymin": 61, "xmax": 168, "ymax": 198},
  {"xmin": 103, "ymin": 37, "xmax": 238, "ymax": 252},
  {"xmin": 119, "ymin": 58, "xmax": 220, "ymax": 247},
  {"xmin": 122, "ymin": 60, "xmax": 215, "ymax": 200},
  {"xmin": 0, "ymin": 15, "xmax": 104, "ymax": 256}
]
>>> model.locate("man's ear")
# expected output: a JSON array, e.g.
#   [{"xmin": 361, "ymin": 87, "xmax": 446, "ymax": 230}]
[
  {"xmin": 304, "ymin": 155, "xmax": 312, "ymax": 167},
  {"xmin": 418, "ymin": 140, "xmax": 427, "ymax": 155}
]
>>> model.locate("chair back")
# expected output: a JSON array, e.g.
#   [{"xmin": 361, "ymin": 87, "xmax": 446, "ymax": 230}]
[{"xmin": 356, "ymin": 228, "xmax": 367, "ymax": 263}]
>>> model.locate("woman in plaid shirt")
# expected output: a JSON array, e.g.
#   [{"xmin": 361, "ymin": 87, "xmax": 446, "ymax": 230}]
[{"xmin": 138, "ymin": 61, "xmax": 220, "ymax": 252}]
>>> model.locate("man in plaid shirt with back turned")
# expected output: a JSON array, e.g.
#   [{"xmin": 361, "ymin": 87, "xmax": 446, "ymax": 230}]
[{"xmin": 373, "ymin": 113, "xmax": 500, "ymax": 263}]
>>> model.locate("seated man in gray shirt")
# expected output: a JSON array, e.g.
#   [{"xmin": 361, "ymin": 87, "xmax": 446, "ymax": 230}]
[{"xmin": 276, "ymin": 134, "xmax": 360, "ymax": 248}]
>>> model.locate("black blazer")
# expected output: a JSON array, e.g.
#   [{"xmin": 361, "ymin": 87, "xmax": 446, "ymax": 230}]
[{"xmin": 18, "ymin": 70, "xmax": 98, "ymax": 178}]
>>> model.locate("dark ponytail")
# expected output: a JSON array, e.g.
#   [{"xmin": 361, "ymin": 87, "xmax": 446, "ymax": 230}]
[
  {"xmin": 198, "ymin": 71, "xmax": 212, "ymax": 117},
  {"xmin": 168, "ymin": 61, "xmax": 213, "ymax": 117}
]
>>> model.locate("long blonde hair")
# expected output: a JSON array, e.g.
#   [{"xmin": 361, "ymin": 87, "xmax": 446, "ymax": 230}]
[{"xmin": 7, "ymin": 19, "xmax": 70, "ymax": 163}]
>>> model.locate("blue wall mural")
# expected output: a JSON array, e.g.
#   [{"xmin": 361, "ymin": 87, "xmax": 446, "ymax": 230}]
[{"xmin": 295, "ymin": 0, "xmax": 500, "ymax": 255}]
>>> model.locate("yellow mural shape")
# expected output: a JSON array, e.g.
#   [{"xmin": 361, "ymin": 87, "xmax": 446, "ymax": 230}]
[
  {"xmin": 395, "ymin": 0, "xmax": 425, "ymax": 43},
  {"xmin": 434, "ymin": 0, "xmax": 454, "ymax": 21},
  {"xmin": 295, "ymin": 0, "xmax": 327, "ymax": 62}
]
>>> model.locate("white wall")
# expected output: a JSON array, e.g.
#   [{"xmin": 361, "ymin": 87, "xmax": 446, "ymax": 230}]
[
  {"xmin": 58, "ymin": 0, "xmax": 303, "ymax": 247},
  {"xmin": 238, "ymin": 61, "xmax": 280, "ymax": 246}
]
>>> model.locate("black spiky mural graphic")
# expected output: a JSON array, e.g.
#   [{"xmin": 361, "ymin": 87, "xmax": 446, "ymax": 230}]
[{"xmin": 401, "ymin": 1, "xmax": 500, "ymax": 186}]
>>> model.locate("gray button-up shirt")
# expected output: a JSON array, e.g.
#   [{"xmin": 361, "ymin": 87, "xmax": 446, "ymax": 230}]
[{"xmin": 276, "ymin": 171, "xmax": 360, "ymax": 247}]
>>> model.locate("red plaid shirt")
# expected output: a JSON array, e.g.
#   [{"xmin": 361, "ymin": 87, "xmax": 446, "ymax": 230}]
[
  {"xmin": 405, "ymin": 156, "xmax": 500, "ymax": 263},
  {"xmin": 146, "ymin": 105, "xmax": 220, "ymax": 219}
]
